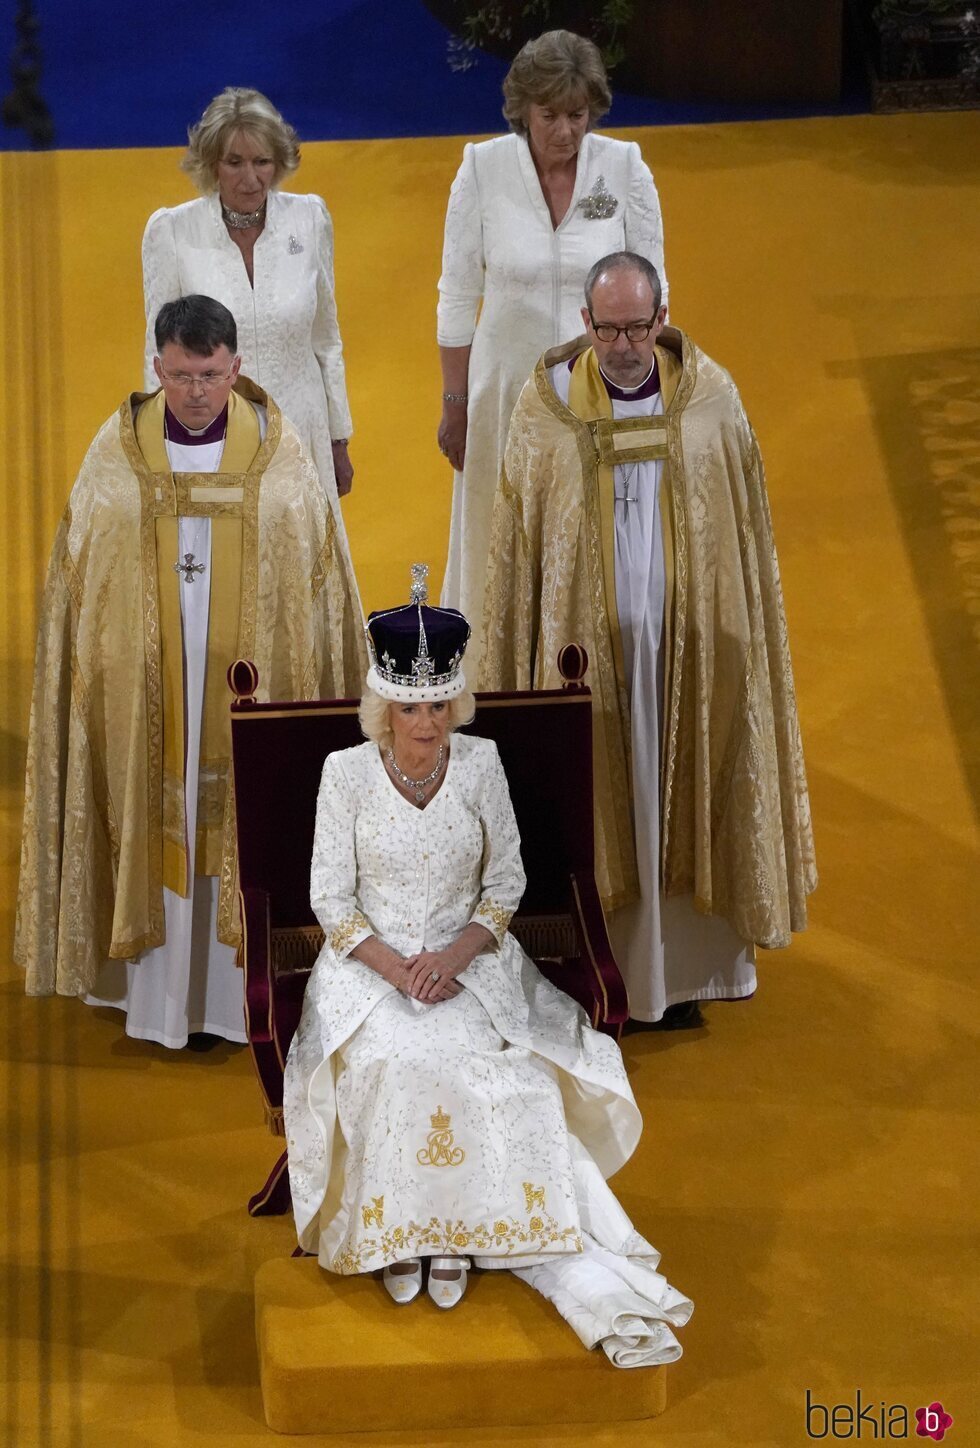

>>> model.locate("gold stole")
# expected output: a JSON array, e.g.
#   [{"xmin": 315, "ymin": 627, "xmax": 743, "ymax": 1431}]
[
  {"xmin": 135, "ymin": 390, "xmax": 260, "ymax": 895},
  {"xmin": 566, "ymin": 344, "xmax": 681, "ymax": 707}
]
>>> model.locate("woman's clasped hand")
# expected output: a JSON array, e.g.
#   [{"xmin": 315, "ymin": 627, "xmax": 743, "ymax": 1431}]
[
  {"xmin": 400, "ymin": 950, "xmax": 465, "ymax": 1002},
  {"xmin": 396, "ymin": 923, "xmax": 493, "ymax": 1003}
]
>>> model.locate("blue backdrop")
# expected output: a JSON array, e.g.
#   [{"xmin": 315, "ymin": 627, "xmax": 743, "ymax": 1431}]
[{"xmin": 2, "ymin": 0, "xmax": 863, "ymax": 151}]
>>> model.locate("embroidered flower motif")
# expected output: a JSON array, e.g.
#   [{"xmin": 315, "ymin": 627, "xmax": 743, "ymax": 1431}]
[
  {"xmin": 330, "ymin": 912, "xmax": 369, "ymax": 954},
  {"xmin": 287, "ymin": 234, "xmax": 303, "ymax": 254},
  {"xmin": 578, "ymin": 175, "xmax": 618, "ymax": 220},
  {"xmin": 330, "ymin": 1213, "xmax": 582, "ymax": 1273},
  {"xmin": 477, "ymin": 898, "xmax": 513, "ymax": 938}
]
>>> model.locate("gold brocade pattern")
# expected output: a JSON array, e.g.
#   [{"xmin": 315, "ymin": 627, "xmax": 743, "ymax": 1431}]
[
  {"xmin": 523, "ymin": 1182, "xmax": 546, "ymax": 1212},
  {"xmin": 480, "ymin": 329, "xmax": 816, "ymax": 947},
  {"xmin": 417, "ymin": 1106, "xmax": 465, "ymax": 1167},
  {"xmin": 69, "ymin": 645, "xmax": 120, "ymax": 860},
  {"xmin": 162, "ymin": 771, "xmax": 185, "ymax": 850},
  {"xmin": 15, "ymin": 379, "xmax": 368, "ymax": 997},
  {"xmin": 196, "ymin": 763, "xmax": 228, "ymax": 878},
  {"xmin": 59, "ymin": 518, "xmax": 83, "ymax": 608},
  {"xmin": 331, "ymin": 1211, "xmax": 582, "ymax": 1275},
  {"xmin": 310, "ymin": 508, "xmax": 338, "ymax": 601},
  {"xmin": 659, "ymin": 347, "xmax": 696, "ymax": 871},
  {"xmin": 135, "ymin": 416, "xmax": 167, "ymax": 950}
]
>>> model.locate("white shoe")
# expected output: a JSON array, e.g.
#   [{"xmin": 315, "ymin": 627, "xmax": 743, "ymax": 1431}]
[
  {"xmin": 427, "ymin": 1256, "xmax": 470, "ymax": 1310},
  {"xmin": 383, "ymin": 1257, "xmax": 422, "ymax": 1305}
]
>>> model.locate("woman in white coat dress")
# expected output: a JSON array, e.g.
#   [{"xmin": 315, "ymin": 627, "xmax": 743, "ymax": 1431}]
[
  {"xmin": 142, "ymin": 87, "xmax": 355, "ymax": 510},
  {"xmin": 283, "ymin": 569, "xmax": 692, "ymax": 1361},
  {"xmin": 437, "ymin": 31, "xmax": 668, "ymax": 675}
]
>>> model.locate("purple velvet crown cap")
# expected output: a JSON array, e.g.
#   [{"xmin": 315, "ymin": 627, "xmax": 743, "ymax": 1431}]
[{"xmin": 365, "ymin": 563, "xmax": 471, "ymax": 702}]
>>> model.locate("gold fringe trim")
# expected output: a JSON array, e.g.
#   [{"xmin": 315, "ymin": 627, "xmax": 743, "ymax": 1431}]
[
  {"xmin": 509, "ymin": 914, "xmax": 578, "ymax": 959},
  {"xmin": 271, "ymin": 924, "xmax": 324, "ymax": 976}
]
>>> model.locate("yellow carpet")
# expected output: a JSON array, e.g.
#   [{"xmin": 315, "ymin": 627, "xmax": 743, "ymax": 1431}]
[{"xmin": 2, "ymin": 110, "xmax": 978, "ymax": 1445}]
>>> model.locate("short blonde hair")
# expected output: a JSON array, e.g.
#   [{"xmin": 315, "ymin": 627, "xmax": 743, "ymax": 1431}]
[
  {"xmin": 502, "ymin": 30, "xmax": 612, "ymax": 137},
  {"xmin": 358, "ymin": 686, "xmax": 476, "ymax": 755},
  {"xmin": 181, "ymin": 87, "xmax": 300, "ymax": 194}
]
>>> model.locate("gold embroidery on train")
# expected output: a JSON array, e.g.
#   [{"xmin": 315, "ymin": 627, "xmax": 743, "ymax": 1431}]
[{"xmin": 330, "ymin": 1213, "xmax": 582, "ymax": 1274}]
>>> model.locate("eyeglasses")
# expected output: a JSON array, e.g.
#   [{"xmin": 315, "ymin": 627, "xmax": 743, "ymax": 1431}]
[
  {"xmin": 157, "ymin": 364, "xmax": 237, "ymax": 389},
  {"xmin": 588, "ymin": 314, "xmax": 658, "ymax": 343}
]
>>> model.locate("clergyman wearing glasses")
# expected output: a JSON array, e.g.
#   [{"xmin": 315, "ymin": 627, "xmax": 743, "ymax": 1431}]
[{"xmin": 480, "ymin": 250, "xmax": 817, "ymax": 1031}]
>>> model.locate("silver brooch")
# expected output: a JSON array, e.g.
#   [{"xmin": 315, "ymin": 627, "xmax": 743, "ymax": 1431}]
[
  {"xmin": 578, "ymin": 176, "xmax": 619, "ymax": 221},
  {"xmin": 287, "ymin": 235, "xmax": 303, "ymax": 254}
]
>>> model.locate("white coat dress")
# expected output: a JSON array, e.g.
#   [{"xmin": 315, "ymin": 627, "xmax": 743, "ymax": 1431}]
[
  {"xmin": 437, "ymin": 132, "xmax": 667, "ymax": 674},
  {"xmin": 142, "ymin": 190, "xmax": 353, "ymax": 512}
]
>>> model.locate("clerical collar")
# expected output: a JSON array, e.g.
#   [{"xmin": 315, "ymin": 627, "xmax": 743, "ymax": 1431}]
[
  {"xmin": 598, "ymin": 358, "xmax": 660, "ymax": 402},
  {"xmin": 164, "ymin": 405, "xmax": 228, "ymax": 446}
]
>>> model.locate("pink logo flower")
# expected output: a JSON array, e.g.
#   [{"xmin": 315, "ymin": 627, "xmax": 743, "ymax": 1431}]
[{"xmin": 915, "ymin": 1402, "xmax": 954, "ymax": 1441}]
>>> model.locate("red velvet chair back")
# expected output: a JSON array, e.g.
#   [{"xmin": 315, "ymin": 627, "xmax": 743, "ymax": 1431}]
[{"xmin": 231, "ymin": 691, "xmax": 596, "ymax": 934}]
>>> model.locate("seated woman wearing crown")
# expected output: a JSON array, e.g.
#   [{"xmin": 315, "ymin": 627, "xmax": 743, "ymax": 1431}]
[{"xmin": 283, "ymin": 567, "xmax": 692, "ymax": 1361}]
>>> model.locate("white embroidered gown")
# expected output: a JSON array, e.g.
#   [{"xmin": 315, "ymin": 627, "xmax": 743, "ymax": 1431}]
[
  {"xmin": 437, "ymin": 132, "xmax": 667, "ymax": 676},
  {"xmin": 284, "ymin": 734, "xmax": 692, "ymax": 1365},
  {"xmin": 142, "ymin": 191, "xmax": 353, "ymax": 512}
]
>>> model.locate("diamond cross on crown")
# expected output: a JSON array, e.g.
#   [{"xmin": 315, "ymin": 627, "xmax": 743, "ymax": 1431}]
[
  {"xmin": 411, "ymin": 649, "xmax": 434, "ymax": 683},
  {"xmin": 410, "ymin": 562, "xmax": 429, "ymax": 604}
]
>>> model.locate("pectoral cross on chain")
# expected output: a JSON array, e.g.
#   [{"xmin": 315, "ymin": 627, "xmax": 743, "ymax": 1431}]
[
  {"xmin": 174, "ymin": 553, "xmax": 206, "ymax": 583},
  {"xmin": 615, "ymin": 464, "xmax": 639, "ymax": 512}
]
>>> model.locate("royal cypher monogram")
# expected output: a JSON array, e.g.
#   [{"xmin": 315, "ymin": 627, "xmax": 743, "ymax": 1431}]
[{"xmin": 417, "ymin": 1105, "xmax": 465, "ymax": 1167}]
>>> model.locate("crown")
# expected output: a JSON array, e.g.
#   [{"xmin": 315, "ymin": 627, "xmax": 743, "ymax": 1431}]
[
  {"xmin": 430, "ymin": 1105, "xmax": 451, "ymax": 1131},
  {"xmin": 365, "ymin": 563, "xmax": 470, "ymax": 703}
]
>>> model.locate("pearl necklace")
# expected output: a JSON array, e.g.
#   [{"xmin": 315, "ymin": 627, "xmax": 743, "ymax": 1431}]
[
  {"xmin": 386, "ymin": 744, "xmax": 445, "ymax": 803},
  {"xmin": 222, "ymin": 201, "xmax": 266, "ymax": 230}
]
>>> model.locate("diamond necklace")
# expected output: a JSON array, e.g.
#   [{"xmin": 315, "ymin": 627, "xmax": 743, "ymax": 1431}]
[
  {"xmin": 386, "ymin": 744, "xmax": 445, "ymax": 803},
  {"xmin": 221, "ymin": 201, "xmax": 267, "ymax": 230}
]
